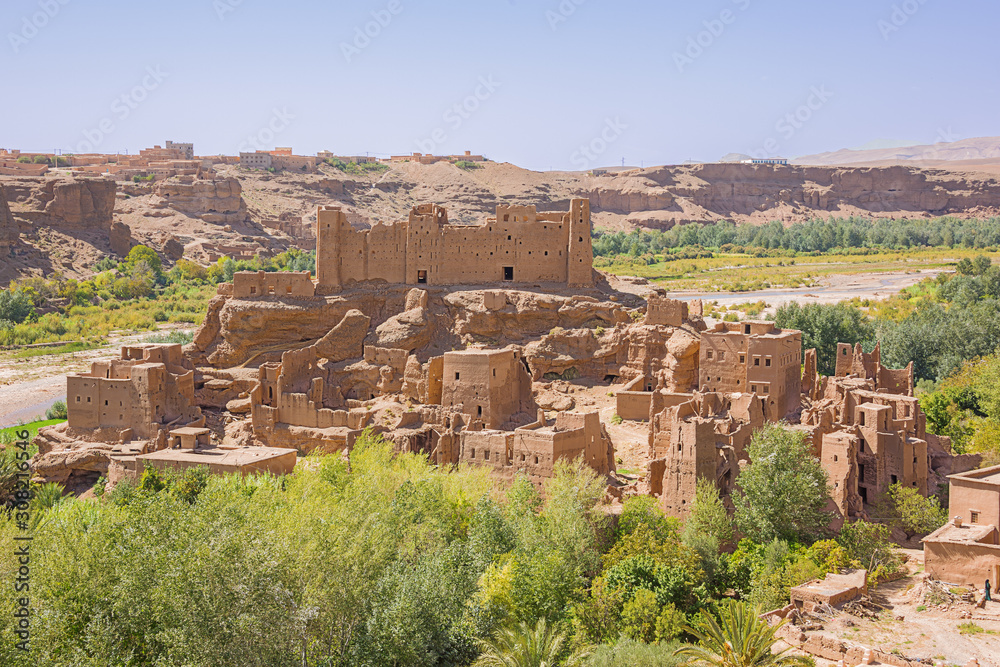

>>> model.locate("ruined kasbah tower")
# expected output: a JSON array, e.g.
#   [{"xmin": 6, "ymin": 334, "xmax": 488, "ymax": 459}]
[{"xmin": 315, "ymin": 198, "xmax": 594, "ymax": 291}]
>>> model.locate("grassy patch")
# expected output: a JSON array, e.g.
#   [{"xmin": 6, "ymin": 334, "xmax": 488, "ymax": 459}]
[
  {"xmin": 958, "ymin": 622, "xmax": 985, "ymax": 635},
  {"xmin": 599, "ymin": 248, "xmax": 993, "ymax": 292},
  {"xmin": 0, "ymin": 419, "xmax": 64, "ymax": 445},
  {"xmin": 10, "ymin": 340, "xmax": 104, "ymax": 360}
]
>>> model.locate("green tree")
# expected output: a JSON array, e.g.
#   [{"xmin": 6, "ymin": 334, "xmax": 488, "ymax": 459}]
[
  {"xmin": 837, "ymin": 521, "xmax": 903, "ymax": 585},
  {"xmin": 884, "ymin": 483, "xmax": 948, "ymax": 537},
  {"xmin": 683, "ymin": 478, "xmax": 733, "ymax": 548},
  {"xmin": 122, "ymin": 245, "xmax": 163, "ymax": 279},
  {"xmin": 472, "ymin": 618, "xmax": 592, "ymax": 667},
  {"xmin": 733, "ymin": 425, "xmax": 832, "ymax": 544},
  {"xmin": 0, "ymin": 289, "xmax": 35, "ymax": 324},
  {"xmin": 45, "ymin": 400, "xmax": 67, "ymax": 420},
  {"xmin": 675, "ymin": 599, "xmax": 813, "ymax": 667}
]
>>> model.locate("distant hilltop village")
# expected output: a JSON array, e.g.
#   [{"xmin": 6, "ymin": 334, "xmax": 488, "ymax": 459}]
[{"xmin": 0, "ymin": 141, "xmax": 486, "ymax": 181}]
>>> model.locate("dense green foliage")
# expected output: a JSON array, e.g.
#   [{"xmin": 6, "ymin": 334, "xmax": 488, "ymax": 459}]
[
  {"xmin": 0, "ymin": 434, "xmax": 621, "ymax": 666},
  {"xmin": 592, "ymin": 216, "xmax": 1000, "ymax": 259},
  {"xmin": 45, "ymin": 400, "xmax": 68, "ymax": 421},
  {"xmin": 917, "ymin": 349, "xmax": 1000, "ymax": 459},
  {"xmin": 0, "ymin": 425, "xmax": 911, "ymax": 665},
  {"xmin": 0, "ymin": 246, "xmax": 314, "ymax": 346},
  {"xmin": 733, "ymin": 425, "xmax": 831, "ymax": 544}
]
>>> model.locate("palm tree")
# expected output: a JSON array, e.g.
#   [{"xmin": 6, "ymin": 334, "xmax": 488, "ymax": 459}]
[
  {"xmin": 473, "ymin": 617, "xmax": 593, "ymax": 667},
  {"xmin": 675, "ymin": 599, "xmax": 812, "ymax": 667}
]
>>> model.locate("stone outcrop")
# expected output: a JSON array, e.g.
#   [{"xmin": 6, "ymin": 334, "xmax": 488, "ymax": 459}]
[
  {"xmin": 375, "ymin": 289, "xmax": 432, "ymax": 352},
  {"xmin": 154, "ymin": 176, "xmax": 247, "ymax": 224},
  {"xmin": 315, "ymin": 309, "xmax": 371, "ymax": 361},
  {"xmin": 11, "ymin": 177, "xmax": 116, "ymax": 230},
  {"xmin": 162, "ymin": 235, "xmax": 184, "ymax": 261},
  {"xmin": 109, "ymin": 221, "xmax": 133, "ymax": 256},
  {"xmin": 447, "ymin": 290, "xmax": 631, "ymax": 342},
  {"xmin": 191, "ymin": 285, "xmax": 636, "ymax": 369}
]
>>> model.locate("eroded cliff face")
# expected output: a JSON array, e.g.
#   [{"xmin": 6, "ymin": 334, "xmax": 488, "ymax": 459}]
[
  {"xmin": 575, "ymin": 163, "xmax": 1000, "ymax": 228},
  {"xmin": 6, "ymin": 177, "xmax": 117, "ymax": 230},
  {"xmin": 153, "ymin": 176, "xmax": 248, "ymax": 224}
]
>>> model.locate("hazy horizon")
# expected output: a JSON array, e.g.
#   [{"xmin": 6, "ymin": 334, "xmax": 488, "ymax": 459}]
[{"xmin": 3, "ymin": 0, "xmax": 997, "ymax": 170}]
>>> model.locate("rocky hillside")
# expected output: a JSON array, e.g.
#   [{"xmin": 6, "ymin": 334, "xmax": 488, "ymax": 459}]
[
  {"xmin": 3, "ymin": 159, "xmax": 1000, "ymax": 286},
  {"xmin": 234, "ymin": 161, "xmax": 1000, "ymax": 233}
]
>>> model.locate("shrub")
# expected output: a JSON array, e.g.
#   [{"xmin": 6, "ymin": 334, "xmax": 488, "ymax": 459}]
[
  {"xmin": 0, "ymin": 289, "xmax": 36, "ymax": 324},
  {"xmin": 45, "ymin": 400, "xmax": 67, "ymax": 421}
]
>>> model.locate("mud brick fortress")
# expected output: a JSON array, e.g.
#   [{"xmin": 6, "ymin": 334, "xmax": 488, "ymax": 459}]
[
  {"xmin": 31, "ymin": 197, "xmax": 986, "ymax": 552},
  {"xmin": 314, "ymin": 199, "xmax": 594, "ymax": 290}
]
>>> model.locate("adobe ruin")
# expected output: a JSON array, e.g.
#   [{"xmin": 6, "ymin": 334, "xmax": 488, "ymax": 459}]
[
  {"xmin": 315, "ymin": 199, "xmax": 594, "ymax": 291},
  {"xmin": 66, "ymin": 343, "xmax": 201, "ymax": 442},
  {"xmin": 28, "ymin": 195, "xmax": 978, "ymax": 524}
]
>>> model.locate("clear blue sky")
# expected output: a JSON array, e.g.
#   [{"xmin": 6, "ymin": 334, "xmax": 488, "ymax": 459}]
[{"xmin": 2, "ymin": 0, "xmax": 996, "ymax": 170}]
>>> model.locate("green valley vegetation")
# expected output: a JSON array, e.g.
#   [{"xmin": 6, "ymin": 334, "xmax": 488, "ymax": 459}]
[
  {"xmin": 0, "ymin": 246, "xmax": 315, "ymax": 347},
  {"xmin": 0, "ymin": 428, "xmax": 898, "ymax": 666},
  {"xmin": 593, "ymin": 216, "xmax": 1000, "ymax": 258}
]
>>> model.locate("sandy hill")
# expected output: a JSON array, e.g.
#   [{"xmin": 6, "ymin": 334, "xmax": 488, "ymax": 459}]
[{"xmin": 796, "ymin": 136, "xmax": 1000, "ymax": 168}]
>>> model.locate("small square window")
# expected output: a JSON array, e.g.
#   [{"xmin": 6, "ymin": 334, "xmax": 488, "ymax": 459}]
[
  {"xmin": 718, "ymin": 351, "xmax": 726, "ymax": 361},
  {"xmin": 455, "ymin": 372, "xmax": 460, "ymax": 380},
  {"xmin": 765, "ymin": 358, "xmax": 771, "ymax": 367},
  {"xmin": 706, "ymin": 351, "xmax": 714, "ymax": 360},
  {"xmin": 754, "ymin": 357, "xmax": 760, "ymax": 366},
  {"xmin": 971, "ymin": 511, "xmax": 980, "ymax": 524}
]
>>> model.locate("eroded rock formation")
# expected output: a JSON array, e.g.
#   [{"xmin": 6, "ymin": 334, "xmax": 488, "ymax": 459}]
[{"xmin": 154, "ymin": 176, "xmax": 247, "ymax": 224}]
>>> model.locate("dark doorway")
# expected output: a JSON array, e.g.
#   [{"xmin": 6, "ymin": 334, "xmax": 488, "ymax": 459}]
[
  {"xmin": 859, "ymin": 486, "xmax": 868, "ymax": 504},
  {"xmin": 417, "ymin": 270, "xmax": 427, "ymax": 284},
  {"xmin": 503, "ymin": 266, "xmax": 514, "ymax": 281}
]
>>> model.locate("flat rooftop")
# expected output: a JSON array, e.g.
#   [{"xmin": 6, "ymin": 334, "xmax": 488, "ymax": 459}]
[
  {"xmin": 923, "ymin": 522, "xmax": 997, "ymax": 544},
  {"xmin": 950, "ymin": 464, "xmax": 1000, "ymax": 485},
  {"xmin": 138, "ymin": 446, "xmax": 297, "ymax": 471}
]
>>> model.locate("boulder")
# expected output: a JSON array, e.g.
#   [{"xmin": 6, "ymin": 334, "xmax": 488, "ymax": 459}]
[
  {"xmin": 109, "ymin": 221, "xmax": 133, "ymax": 256},
  {"xmin": 163, "ymin": 235, "xmax": 185, "ymax": 261},
  {"xmin": 314, "ymin": 309, "xmax": 371, "ymax": 362}
]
